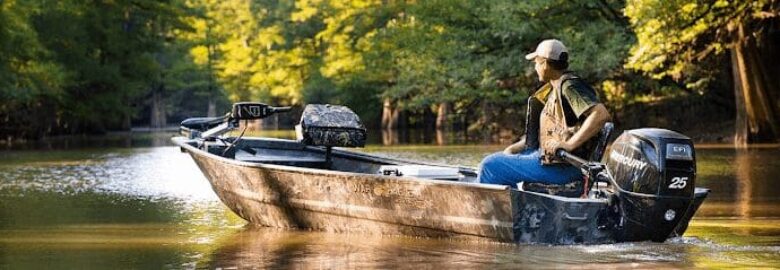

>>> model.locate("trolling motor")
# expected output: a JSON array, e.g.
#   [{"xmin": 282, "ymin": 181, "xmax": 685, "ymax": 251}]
[
  {"xmin": 557, "ymin": 128, "xmax": 705, "ymax": 242},
  {"xmin": 179, "ymin": 102, "xmax": 291, "ymax": 156},
  {"xmin": 180, "ymin": 102, "xmax": 291, "ymax": 140},
  {"xmin": 180, "ymin": 102, "xmax": 367, "ymax": 164}
]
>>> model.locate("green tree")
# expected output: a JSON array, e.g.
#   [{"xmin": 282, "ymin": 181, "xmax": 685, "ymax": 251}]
[
  {"xmin": 0, "ymin": 0, "xmax": 67, "ymax": 139},
  {"xmin": 626, "ymin": 0, "xmax": 780, "ymax": 144},
  {"xmin": 356, "ymin": 0, "xmax": 633, "ymax": 133}
]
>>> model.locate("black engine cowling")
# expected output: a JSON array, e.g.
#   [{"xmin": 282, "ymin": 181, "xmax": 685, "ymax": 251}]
[{"xmin": 605, "ymin": 128, "xmax": 696, "ymax": 242}]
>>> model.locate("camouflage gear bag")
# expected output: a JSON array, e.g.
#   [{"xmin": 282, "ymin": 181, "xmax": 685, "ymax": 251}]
[{"xmin": 296, "ymin": 104, "xmax": 367, "ymax": 147}]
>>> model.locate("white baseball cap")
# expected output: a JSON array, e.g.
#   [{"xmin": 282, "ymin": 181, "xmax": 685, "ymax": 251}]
[{"xmin": 525, "ymin": 39, "xmax": 568, "ymax": 61}]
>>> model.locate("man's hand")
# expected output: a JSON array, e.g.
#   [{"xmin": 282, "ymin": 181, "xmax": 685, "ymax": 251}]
[{"xmin": 545, "ymin": 140, "xmax": 574, "ymax": 153}]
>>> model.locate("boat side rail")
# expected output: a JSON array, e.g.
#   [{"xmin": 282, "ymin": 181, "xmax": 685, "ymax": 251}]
[{"xmin": 174, "ymin": 136, "xmax": 509, "ymax": 192}]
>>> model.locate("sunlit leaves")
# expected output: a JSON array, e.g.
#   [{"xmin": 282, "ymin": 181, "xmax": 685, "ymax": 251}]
[
  {"xmin": 1, "ymin": 0, "xmax": 679, "ymax": 138},
  {"xmin": 291, "ymin": 0, "xmax": 323, "ymax": 22},
  {"xmin": 189, "ymin": 45, "xmax": 209, "ymax": 65},
  {"xmin": 625, "ymin": 0, "xmax": 761, "ymax": 86},
  {"xmin": 178, "ymin": 0, "xmax": 634, "ymax": 116}
]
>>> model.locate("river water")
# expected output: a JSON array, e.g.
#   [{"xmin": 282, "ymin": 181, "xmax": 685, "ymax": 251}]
[{"xmin": 0, "ymin": 133, "xmax": 779, "ymax": 269}]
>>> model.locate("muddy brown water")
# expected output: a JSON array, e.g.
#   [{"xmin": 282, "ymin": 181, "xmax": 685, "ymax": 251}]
[{"xmin": 0, "ymin": 133, "xmax": 778, "ymax": 269}]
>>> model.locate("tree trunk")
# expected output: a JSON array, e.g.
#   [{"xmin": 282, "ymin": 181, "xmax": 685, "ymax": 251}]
[
  {"xmin": 389, "ymin": 102, "xmax": 402, "ymax": 130},
  {"xmin": 461, "ymin": 110, "xmax": 469, "ymax": 142},
  {"xmin": 381, "ymin": 98, "xmax": 393, "ymax": 129},
  {"xmin": 435, "ymin": 128, "xmax": 447, "ymax": 145},
  {"xmin": 206, "ymin": 23, "xmax": 217, "ymax": 119},
  {"xmin": 207, "ymin": 98, "xmax": 217, "ymax": 117},
  {"xmin": 730, "ymin": 22, "xmax": 780, "ymax": 146},
  {"xmin": 150, "ymin": 85, "xmax": 167, "ymax": 129},
  {"xmin": 382, "ymin": 128, "xmax": 399, "ymax": 145},
  {"xmin": 731, "ymin": 49, "xmax": 749, "ymax": 146},
  {"xmin": 382, "ymin": 98, "xmax": 398, "ymax": 129},
  {"xmin": 481, "ymin": 101, "xmax": 492, "ymax": 144},
  {"xmin": 435, "ymin": 102, "xmax": 451, "ymax": 145},
  {"xmin": 436, "ymin": 102, "xmax": 450, "ymax": 130}
]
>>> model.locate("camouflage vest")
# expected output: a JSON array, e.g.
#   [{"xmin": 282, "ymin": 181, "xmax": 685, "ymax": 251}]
[{"xmin": 539, "ymin": 73, "xmax": 580, "ymax": 164}]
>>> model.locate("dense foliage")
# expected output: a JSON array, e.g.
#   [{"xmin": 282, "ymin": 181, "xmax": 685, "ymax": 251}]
[
  {"xmin": 1, "ymin": 0, "xmax": 777, "ymax": 143},
  {"xmin": 1, "ymin": 0, "xmax": 198, "ymax": 137},
  {"xmin": 180, "ymin": 0, "xmax": 633, "ymax": 133}
]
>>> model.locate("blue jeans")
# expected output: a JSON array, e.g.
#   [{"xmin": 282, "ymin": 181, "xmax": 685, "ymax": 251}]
[{"xmin": 477, "ymin": 149, "xmax": 582, "ymax": 186}]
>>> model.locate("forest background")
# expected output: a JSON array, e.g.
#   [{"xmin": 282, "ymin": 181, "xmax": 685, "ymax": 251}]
[{"xmin": 1, "ymin": 0, "xmax": 778, "ymax": 145}]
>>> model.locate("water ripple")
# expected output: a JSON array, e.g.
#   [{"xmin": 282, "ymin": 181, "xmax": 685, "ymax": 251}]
[{"xmin": 0, "ymin": 147, "xmax": 217, "ymax": 202}]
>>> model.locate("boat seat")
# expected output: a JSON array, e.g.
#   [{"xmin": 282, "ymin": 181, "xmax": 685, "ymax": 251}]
[
  {"xmin": 588, "ymin": 122, "xmax": 614, "ymax": 162},
  {"xmin": 521, "ymin": 122, "xmax": 614, "ymax": 197},
  {"xmin": 296, "ymin": 104, "xmax": 367, "ymax": 148}
]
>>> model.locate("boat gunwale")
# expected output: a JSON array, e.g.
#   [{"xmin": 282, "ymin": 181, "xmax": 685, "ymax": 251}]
[{"xmin": 172, "ymin": 136, "xmax": 510, "ymax": 192}]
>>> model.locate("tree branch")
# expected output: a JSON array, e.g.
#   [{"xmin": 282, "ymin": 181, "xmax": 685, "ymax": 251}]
[
  {"xmin": 597, "ymin": 0, "xmax": 630, "ymax": 26},
  {"xmin": 681, "ymin": 0, "xmax": 718, "ymax": 30}
]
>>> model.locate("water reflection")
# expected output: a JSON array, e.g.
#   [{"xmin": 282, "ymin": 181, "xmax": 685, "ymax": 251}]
[
  {"xmin": 376, "ymin": 128, "xmax": 472, "ymax": 146},
  {"xmin": 0, "ymin": 132, "xmax": 178, "ymax": 151},
  {"xmin": 0, "ymin": 147, "xmax": 218, "ymax": 202},
  {"xmin": 198, "ymin": 225, "xmax": 780, "ymax": 269},
  {"xmin": 0, "ymin": 136, "xmax": 779, "ymax": 268},
  {"xmin": 203, "ymin": 227, "xmax": 578, "ymax": 269},
  {"xmin": 736, "ymin": 149, "xmax": 753, "ymax": 219},
  {"xmin": 694, "ymin": 147, "xmax": 780, "ymax": 218}
]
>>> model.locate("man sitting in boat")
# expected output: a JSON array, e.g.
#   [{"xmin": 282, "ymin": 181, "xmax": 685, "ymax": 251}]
[{"xmin": 478, "ymin": 39, "xmax": 611, "ymax": 186}]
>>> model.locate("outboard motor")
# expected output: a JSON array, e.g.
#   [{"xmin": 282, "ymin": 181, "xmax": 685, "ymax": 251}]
[{"xmin": 605, "ymin": 128, "xmax": 696, "ymax": 242}]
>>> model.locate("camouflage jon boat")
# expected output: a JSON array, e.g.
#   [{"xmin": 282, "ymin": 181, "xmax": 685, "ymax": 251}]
[{"xmin": 173, "ymin": 102, "xmax": 709, "ymax": 244}]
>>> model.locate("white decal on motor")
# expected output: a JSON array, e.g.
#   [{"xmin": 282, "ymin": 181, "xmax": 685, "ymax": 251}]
[
  {"xmin": 248, "ymin": 106, "xmax": 262, "ymax": 117},
  {"xmin": 668, "ymin": 177, "xmax": 688, "ymax": 189},
  {"xmin": 610, "ymin": 151, "xmax": 648, "ymax": 170}
]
